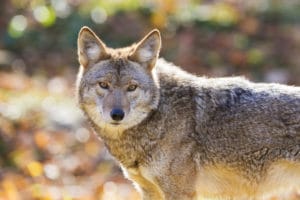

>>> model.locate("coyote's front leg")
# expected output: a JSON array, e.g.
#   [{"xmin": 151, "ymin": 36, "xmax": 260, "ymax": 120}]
[
  {"xmin": 141, "ymin": 190, "xmax": 164, "ymax": 200},
  {"xmin": 126, "ymin": 168, "xmax": 165, "ymax": 200}
]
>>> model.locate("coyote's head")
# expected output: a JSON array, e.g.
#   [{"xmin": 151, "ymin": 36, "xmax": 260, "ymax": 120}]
[{"xmin": 76, "ymin": 27, "xmax": 161, "ymax": 137}]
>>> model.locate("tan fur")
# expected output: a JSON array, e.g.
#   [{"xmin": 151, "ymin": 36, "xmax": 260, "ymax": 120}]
[
  {"xmin": 123, "ymin": 166, "xmax": 165, "ymax": 199},
  {"xmin": 196, "ymin": 165, "xmax": 256, "ymax": 199},
  {"xmin": 258, "ymin": 160, "xmax": 300, "ymax": 198},
  {"xmin": 76, "ymin": 26, "xmax": 300, "ymax": 200}
]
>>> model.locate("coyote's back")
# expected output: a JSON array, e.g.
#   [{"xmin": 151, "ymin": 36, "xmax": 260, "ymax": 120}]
[{"xmin": 76, "ymin": 27, "xmax": 300, "ymax": 200}]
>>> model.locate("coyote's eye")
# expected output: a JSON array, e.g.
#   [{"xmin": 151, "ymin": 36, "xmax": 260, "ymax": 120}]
[
  {"xmin": 99, "ymin": 82, "xmax": 109, "ymax": 89},
  {"xmin": 127, "ymin": 84, "xmax": 137, "ymax": 92}
]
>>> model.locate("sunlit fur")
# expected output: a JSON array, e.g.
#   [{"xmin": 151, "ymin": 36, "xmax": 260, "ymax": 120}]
[{"xmin": 77, "ymin": 27, "xmax": 300, "ymax": 200}]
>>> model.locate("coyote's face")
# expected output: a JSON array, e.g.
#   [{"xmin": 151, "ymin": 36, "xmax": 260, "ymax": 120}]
[{"xmin": 77, "ymin": 27, "xmax": 161, "ymax": 136}]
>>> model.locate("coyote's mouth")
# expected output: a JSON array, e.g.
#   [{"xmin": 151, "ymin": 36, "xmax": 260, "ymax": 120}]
[{"xmin": 110, "ymin": 122, "xmax": 121, "ymax": 125}]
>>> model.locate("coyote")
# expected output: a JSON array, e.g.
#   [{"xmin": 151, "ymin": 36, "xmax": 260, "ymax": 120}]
[{"xmin": 76, "ymin": 26, "xmax": 300, "ymax": 200}]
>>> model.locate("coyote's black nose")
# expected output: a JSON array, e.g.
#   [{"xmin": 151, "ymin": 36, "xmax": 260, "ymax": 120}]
[{"xmin": 110, "ymin": 108, "xmax": 125, "ymax": 121}]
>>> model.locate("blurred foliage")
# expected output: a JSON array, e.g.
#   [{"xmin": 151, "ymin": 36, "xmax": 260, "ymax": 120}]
[
  {"xmin": 0, "ymin": 0, "xmax": 300, "ymax": 199},
  {"xmin": 0, "ymin": 0, "xmax": 300, "ymax": 84}
]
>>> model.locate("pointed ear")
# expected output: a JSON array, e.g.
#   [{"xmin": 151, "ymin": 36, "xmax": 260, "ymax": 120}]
[
  {"xmin": 77, "ymin": 26, "xmax": 109, "ymax": 68},
  {"xmin": 129, "ymin": 29, "xmax": 161, "ymax": 70}
]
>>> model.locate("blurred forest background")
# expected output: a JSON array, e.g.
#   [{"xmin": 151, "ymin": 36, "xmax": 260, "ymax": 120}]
[{"xmin": 0, "ymin": 0, "xmax": 300, "ymax": 199}]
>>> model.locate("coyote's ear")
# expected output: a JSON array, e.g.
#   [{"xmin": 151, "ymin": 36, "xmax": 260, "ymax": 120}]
[
  {"xmin": 77, "ymin": 26, "xmax": 109, "ymax": 68},
  {"xmin": 129, "ymin": 29, "xmax": 161, "ymax": 70}
]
